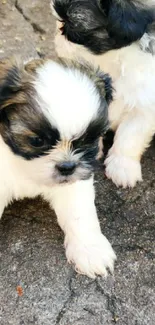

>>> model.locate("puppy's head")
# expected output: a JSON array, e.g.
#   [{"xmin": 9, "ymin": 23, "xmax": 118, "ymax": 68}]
[
  {"xmin": 52, "ymin": 0, "xmax": 154, "ymax": 54},
  {"xmin": 0, "ymin": 58, "xmax": 112, "ymax": 186}
]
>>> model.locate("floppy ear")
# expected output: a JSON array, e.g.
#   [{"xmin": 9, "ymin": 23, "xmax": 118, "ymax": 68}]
[
  {"xmin": 99, "ymin": 0, "xmax": 153, "ymax": 46},
  {"xmin": 97, "ymin": 71, "xmax": 113, "ymax": 105},
  {"xmin": 0, "ymin": 58, "xmax": 28, "ymax": 110},
  {"xmin": 92, "ymin": 69, "xmax": 113, "ymax": 133}
]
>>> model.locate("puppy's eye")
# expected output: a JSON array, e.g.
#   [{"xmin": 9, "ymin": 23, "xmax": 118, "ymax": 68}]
[{"xmin": 28, "ymin": 136, "xmax": 45, "ymax": 148}]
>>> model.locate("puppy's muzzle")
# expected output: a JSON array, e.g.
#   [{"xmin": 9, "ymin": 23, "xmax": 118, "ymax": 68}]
[{"xmin": 56, "ymin": 161, "xmax": 76, "ymax": 176}]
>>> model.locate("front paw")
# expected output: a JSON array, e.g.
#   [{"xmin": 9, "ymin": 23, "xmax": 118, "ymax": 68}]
[
  {"xmin": 65, "ymin": 234, "xmax": 116, "ymax": 278},
  {"xmin": 105, "ymin": 154, "xmax": 142, "ymax": 188}
]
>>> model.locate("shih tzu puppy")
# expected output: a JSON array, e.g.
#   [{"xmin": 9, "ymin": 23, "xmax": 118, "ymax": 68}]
[
  {"xmin": 0, "ymin": 57, "xmax": 116, "ymax": 278},
  {"xmin": 52, "ymin": 0, "xmax": 155, "ymax": 188}
]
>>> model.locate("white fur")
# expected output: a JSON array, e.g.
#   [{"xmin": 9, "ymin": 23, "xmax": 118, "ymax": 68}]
[
  {"xmin": 105, "ymin": 155, "xmax": 142, "ymax": 188},
  {"xmin": 139, "ymin": 32, "xmax": 155, "ymax": 53},
  {"xmin": 0, "ymin": 62, "xmax": 116, "ymax": 278},
  {"xmin": 53, "ymin": 22, "xmax": 155, "ymax": 187},
  {"xmin": 35, "ymin": 61, "xmax": 101, "ymax": 139},
  {"xmin": 48, "ymin": 177, "xmax": 116, "ymax": 278}
]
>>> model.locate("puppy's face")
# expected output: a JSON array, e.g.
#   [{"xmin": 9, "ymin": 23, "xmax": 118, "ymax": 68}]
[
  {"xmin": 0, "ymin": 58, "xmax": 112, "ymax": 186},
  {"xmin": 52, "ymin": 0, "xmax": 154, "ymax": 55}
]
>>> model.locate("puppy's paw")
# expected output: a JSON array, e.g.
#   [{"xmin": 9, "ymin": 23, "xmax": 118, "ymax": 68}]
[
  {"xmin": 65, "ymin": 234, "xmax": 116, "ymax": 278},
  {"xmin": 105, "ymin": 155, "xmax": 142, "ymax": 188}
]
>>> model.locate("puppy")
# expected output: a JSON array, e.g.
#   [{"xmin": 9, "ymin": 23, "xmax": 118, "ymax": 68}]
[
  {"xmin": 0, "ymin": 57, "xmax": 116, "ymax": 278},
  {"xmin": 52, "ymin": 0, "xmax": 155, "ymax": 188}
]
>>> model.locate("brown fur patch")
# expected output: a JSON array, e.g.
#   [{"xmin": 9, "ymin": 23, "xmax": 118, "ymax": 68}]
[
  {"xmin": 25, "ymin": 59, "xmax": 46, "ymax": 74},
  {"xmin": 0, "ymin": 57, "xmax": 34, "ymax": 109},
  {"xmin": 1, "ymin": 93, "xmax": 27, "ymax": 109},
  {"xmin": 57, "ymin": 140, "xmax": 72, "ymax": 152}
]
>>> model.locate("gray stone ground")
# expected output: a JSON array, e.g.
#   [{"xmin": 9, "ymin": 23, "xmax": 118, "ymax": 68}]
[{"xmin": 0, "ymin": 1, "xmax": 155, "ymax": 324}]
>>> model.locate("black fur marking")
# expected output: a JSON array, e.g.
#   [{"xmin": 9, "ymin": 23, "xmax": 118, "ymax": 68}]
[
  {"xmin": 104, "ymin": 74, "xmax": 113, "ymax": 105},
  {"xmin": 100, "ymin": 0, "xmax": 154, "ymax": 46},
  {"xmin": 54, "ymin": 0, "xmax": 115, "ymax": 53},
  {"xmin": 73, "ymin": 124, "xmax": 102, "ymax": 149},
  {"xmin": 0, "ymin": 101, "xmax": 60, "ymax": 160},
  {"xmin": 54, "ymin": 0, "xmax": 70, "ymax": 21},
  {"xmin": 54, "ymin": 0, "xmax": 155, "ymax": 54},
  {"xmin": 72, "ymin": 117, "xmax": 106, "ymax": 168},
  {"xmin": 97, "ymin": 71, "xmax": 113, "ymax": 105},
  {"xmin": 103, "ymin": 130, "xmax": 114, "ymax": 156},
  {"xmin": 80, "ymin": 145, "xmax": 99, "ymax": 165}
]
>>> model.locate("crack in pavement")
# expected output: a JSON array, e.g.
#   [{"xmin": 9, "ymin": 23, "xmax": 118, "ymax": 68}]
[
  {"xmin": 95, "ymin": 279, "xmax": 120, "ymax": 323},
  {"xmin": 15, "ymin": 0, "xmax": 46, "ymax": 34},
  {"xmin": 55, "ymin": 292, "xmax": 75, "ymax": 325},
  {"xmin": 55, "ymin": 276, "xmax": 97, "ymax": 324},
  {"xmin": 55, "ymin": 272, "xmax": 77, "ymax": 325}
]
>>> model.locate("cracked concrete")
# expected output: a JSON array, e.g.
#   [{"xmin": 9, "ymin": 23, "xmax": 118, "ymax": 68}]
[
  {"xmin": 0, "ymin": 0, "xmax": 56, "ymax": 60},
  {"xmin": 0, "ymin": 1, "xmax": 155, "ymax": 324}
]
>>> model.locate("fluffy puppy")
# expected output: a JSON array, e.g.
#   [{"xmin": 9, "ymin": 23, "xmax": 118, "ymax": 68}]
[
  {"xmin": 0, "ymin": 57, "xmax": 116, "ymax": 278},
  {"xmin": 52, "ymin": 0, "xmax": 155, "ymax": 188}
]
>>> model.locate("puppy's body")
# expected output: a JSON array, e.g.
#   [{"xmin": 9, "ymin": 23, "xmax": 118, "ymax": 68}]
[
  {"xmin": 0, "ymin": 58, "xmax": 116, "ymax": 278},
  {"xmin": 52, "ymin": 0, "xmax": 155, "ymax": 187}
]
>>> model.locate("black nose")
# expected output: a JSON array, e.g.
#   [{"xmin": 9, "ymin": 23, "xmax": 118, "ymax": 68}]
[{"xmin": 56, "ymin": 161, "xmax": 76, "ymax": 176}]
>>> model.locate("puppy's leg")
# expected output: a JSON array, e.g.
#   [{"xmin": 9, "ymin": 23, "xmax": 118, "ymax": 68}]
[
  {"xmin": 105, "ymin": 112, "xmax": 154, "ymax": 188},
  {"xmin": 49, "ymin": 177, "xmax": 116, "ymax": 278}
]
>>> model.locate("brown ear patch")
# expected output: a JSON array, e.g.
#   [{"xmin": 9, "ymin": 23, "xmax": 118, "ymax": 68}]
[
  {"xmin": 0, "ymin": 57, "xmax": 33, "ymax": 109},
  {"xmin": 0, "ymin": 58, "xmax": 23, "ymax": 89}
]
